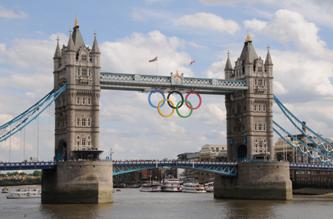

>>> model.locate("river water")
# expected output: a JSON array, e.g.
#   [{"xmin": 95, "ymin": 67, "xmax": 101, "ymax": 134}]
[{"xmin": 0, "ymin": 187, "xmax": 332, "ymax": 219}]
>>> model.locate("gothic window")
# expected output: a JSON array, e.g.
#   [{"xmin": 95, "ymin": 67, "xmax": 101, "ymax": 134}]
[
  {"xmin": 258, "ymin": 105, "xmax": 261, "ymax": 111},
  {"xmin": 82, "ymin": 118, "xmax": 86, "ymax": 127},
  {"xmin": 257, "ymin": 79, "xmax": 263, "ymax": 86},
  {"xmin": 82, "ymin": 97, "xmax": 86, "ymax": 105},
  {"xmin": 82, "ymin": 138, "xmax": 86, "ymax": 146},
  {"xmin": 77, "ymin": 136, "xmax": 80, "ymax": 146},
  {"xmin": 87, "ymin": 118, "xmax": 91, "ymax": 127},
  {"xmin": 88, "ymin": 97, "xmax": 91, "ymax": 105},
  {"xmin": 258, "ymin": 123, "xmax": 263, "ymax": 131},
  {"xmin": 254, "ymin": 105, "xmax": 257, "ymax": 111},
  {"xmin": 82, "ymin": 68, "xmax": 88, "ymax": 77},
  {"xmin": 76, "ymin": 97, "xmax": 80, "ymax": 104}
]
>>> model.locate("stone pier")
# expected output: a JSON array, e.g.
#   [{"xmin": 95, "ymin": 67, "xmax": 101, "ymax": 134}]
[
  {"xmin": 42, "ymin": 161, "xmax": 113, "ymax": 204},
  {"xmin": 214, "ymin": 161, "xmax": 292, "ymax": 200}
]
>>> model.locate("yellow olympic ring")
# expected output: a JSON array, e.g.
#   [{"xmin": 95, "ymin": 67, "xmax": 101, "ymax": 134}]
[{"xmin": 157, "ymin": 99, "xmax": 175, "ymax": 118}]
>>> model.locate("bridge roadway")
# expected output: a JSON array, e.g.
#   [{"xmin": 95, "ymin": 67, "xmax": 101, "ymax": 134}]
[{"xmin": 1, "ymin": 161, "xmax": 333, "ymax": 176}]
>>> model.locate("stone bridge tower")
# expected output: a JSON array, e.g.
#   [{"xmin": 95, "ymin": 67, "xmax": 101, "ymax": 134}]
[
  {"xmin": 225, "ymin": 35, "xmax": 274, "ymax": 161},
  {"xmin": 214, "ymin": 35, "xmax": 292, "ymax": 200},
  {"xmin": 53, "ymin": 18, "xmax": 101, "ymax": 161},
  {"xmin": 42, "ymin": 19, "xmax": 113, "ymax": 204}
]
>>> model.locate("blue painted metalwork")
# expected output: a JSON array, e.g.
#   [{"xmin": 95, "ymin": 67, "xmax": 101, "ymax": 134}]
[
  {"xmin": 0, "ymin": 161, "xmax": 56, "ymax": 171},
  {"xmin": 112, "ymin": 160, "xmax": 238, "ymax": 176},
  {"xmin": 100, "ymin": 72, "xmax": 248, "ymax": 95},
  {"xmin": 1, "ymin": 161, "xmax": 333, "ymax": 175},
  {"xmin": 274, "ymin": 95, "xmax": 333, "ymax": 153},
  {"xmin": 0, "ymin": 84, "xmax": 66, "ymax": 142}
]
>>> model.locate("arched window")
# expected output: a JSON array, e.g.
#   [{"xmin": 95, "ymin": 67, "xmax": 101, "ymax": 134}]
[{"xmin": 82, "ymin": 118, "xmax": 86, "ymax": 127}]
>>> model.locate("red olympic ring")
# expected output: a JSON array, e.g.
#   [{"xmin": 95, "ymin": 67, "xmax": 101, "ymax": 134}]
[{"xmin": 185, "ymin": 92, "xmax": 202, "ymax": 110}]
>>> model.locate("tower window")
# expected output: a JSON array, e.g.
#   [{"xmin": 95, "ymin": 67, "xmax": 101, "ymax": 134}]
[
  {"xmin": 82, "ymin": 68, "xmax": 88, "ymax": 77},
  {"xmin": 82, "ymin": 118, "xmax": 86, "ymax": 126}
]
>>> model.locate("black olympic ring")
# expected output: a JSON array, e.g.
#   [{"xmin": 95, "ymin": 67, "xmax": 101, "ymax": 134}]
[{"xmin": 167, "ymin": 91, "xmax": 184, "ymax": 109}]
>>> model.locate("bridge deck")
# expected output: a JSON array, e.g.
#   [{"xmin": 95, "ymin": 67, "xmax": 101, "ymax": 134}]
[{"xmin": 100, "ymin": 72, "xmax": 248, "ymax": 95}]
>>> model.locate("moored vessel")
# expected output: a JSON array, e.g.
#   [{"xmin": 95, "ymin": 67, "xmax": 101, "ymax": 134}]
[
  {"xmin": 204, "ymin": 182, "xmax": 214, "ymax": 192},
  {"xmin": 140, "ymin": 181, "xmax": 162, "ymax": 192},
  {"xmin": 6, "ymin": 188, "xmax": 41, "ymax": 199},
  {"xmin": 161, "ymin": 178, "xmax": 182, "ymax": 192},
  {"xmin": 182, "ymin": 183, "xmax": 206, "ymax": 193}
]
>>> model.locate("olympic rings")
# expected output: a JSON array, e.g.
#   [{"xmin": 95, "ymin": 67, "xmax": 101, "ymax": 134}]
[
  {"xmin": 157, "ymin": 99, "xmax": 175, "ymax": 118},
  {"xmin": 167, "ymin": 91, "xmax": 184, "ymax": 109},
  {"xmin": 176, "ymin": 100, "xmax": 193, "ymax": 118},
  {"xmin": 148, "ymin": 89, "xmax": 202, "ymax": 119},
  {"xmin": 148, "ymin": 89, "xmax": 166, "ymax": 108},
  {"xmin": 185, "ymin": 92, "xmax": 202, "ymax": 110}
]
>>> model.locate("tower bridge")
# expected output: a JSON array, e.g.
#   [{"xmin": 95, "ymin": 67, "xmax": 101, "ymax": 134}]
[{"xmin": 1, "ymin": 19, "xmax": 333, "ymax": 203}]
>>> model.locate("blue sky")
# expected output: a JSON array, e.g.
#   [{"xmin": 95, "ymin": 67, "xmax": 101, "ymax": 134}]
[{"xmin": 0, "ymin": 0, "xmax": 333, "ymax": 161}]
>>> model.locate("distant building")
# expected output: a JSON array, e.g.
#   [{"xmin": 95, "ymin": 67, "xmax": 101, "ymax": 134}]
[
  {"xmin": 199, "ymin": 144, "xmax": 227, "ymax": 161},
  {"xmin": 177, "ymin": 152, "xmax": 200, "ymax": 161},
  {"xmin": 274, "ymin": 134, "xmax": 328, "ymax": 164}
]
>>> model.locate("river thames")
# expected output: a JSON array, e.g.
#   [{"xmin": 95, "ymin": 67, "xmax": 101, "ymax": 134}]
[{"xmin": 0, "ymin": 188, "xmax": 332, "ymax": 219}]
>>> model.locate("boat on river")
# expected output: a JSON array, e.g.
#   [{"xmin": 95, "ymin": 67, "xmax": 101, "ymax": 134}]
[
  {"xmin": 140, "ymin": 181, "xmax": 161, "ymax": 192},
  {"xmin": 161, "ymin": 178, "xmax": 182, "ymax": 192},
  {"xmin": 182, "ymin": 183, "xmax": 206, "ymax": 193},
  {"xmin": 204, "ymin": 182, "xmax": 214, "ymax": 192},
  {"xmin": 6, "ymin": 188, "xmax": 41, "ymax": 199}
]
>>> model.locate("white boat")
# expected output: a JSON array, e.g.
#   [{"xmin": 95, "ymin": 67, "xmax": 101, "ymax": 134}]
[
  {"xmin": 204, "ymin": 182, "xmax": 214, "ymax": 192},
  {"xmin": 161, "ymin": 178, "xmax": 182, "ymax": 192},
  {"xmin": 140, "ymin": 181, "xmax": 161, "ymax": 192},
  {"xmin": 182, "ymin": 183, "xmax": 206, "ymax": 193},
  {"xmin": 1, "ymin": 187, "xmax": 9, "ymax": 193},
  {"xmin": 6, "ymin": 188, "xmax": 41, "ymax": 199}
]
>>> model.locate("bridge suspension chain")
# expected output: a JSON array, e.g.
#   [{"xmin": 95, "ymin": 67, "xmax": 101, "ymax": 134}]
[
  {"xmin": 273, "ymin": 121, "xmax": 333, "ymax": 165},
  {"xmin": 0, "ymin": 84, "xmax": 66, "ymax": 143},
  {"xmin": 274, "ymin": 95, "xmax": 333, "ymax": 154}
]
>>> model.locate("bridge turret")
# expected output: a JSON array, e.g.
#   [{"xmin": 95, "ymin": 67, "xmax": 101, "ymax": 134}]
[
  {"xmin": 53, "ymin": 19, "xmax": 101, "ymax": 161},
  {"xmin": 224, "ymin": 52, "xmax": 233, "ymax": 80},
  {"xmin": 53, "ymin": 38, "xmax": 61, "ymax": 70},
  {"xmin": 264, "ymin": 47, "xmax": 273, "ymax": 76},
  {"xmin": 226, "ymin": 34, "xmax": 274, "ymax": 161}
]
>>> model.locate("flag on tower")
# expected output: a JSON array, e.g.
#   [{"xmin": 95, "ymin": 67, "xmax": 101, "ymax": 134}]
[
  {"xmin": 189, "ymin": 59, "xmax": 196, "ymax": 65},
  {"xmin": 148, "ymin": 56, "xmax": 158, "ymax": 62}
]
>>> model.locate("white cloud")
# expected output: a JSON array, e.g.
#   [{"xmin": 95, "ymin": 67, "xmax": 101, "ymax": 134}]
[
  {"xmin": 0, "ymin": 6, "xmax": 27, "ymax": 19},
  {"xmin": 175, "ymin": 12, "xmax": 239, "ymax": 34},
  {"xmin": 244, "ymin": 19, "xmax": 267, "ymax": 31},
  {"xmin": 101, "ymin": 30, "xmax": 193, "ymax": 76},
  {"xmin": 265, "ymin": 10, "xmax": 327, "ymax": 55},
  {"xmin": 200, "ymin": 0, "xmax": 333, "ymax": 28}
]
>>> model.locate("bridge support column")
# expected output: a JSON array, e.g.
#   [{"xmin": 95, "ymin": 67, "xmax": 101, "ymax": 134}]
[
  {"xmin": 214, "ymin": 161, "xmax": 292, "ymax": 200},
  {"xmin": 41, "ymin": 161, "xmax": 113, "ymax": 204}
]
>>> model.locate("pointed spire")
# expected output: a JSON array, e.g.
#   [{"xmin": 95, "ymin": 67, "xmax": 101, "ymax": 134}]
[
  {"xmin": 91, "ymin": 33, "xmax": 100, "ymax": 54},
  {"xmin": 67, "ymin": 30, "xmax": 75, "ymax": 51},
  {"xmin": 74, "ymin": 17, "xmax": 79, "ymax": 29},
  {"xmin": 71, "ymin": 17, "xmax": 85, "ymax": 51},
  {"xmin": 54, "ymin": 36, "xmax": 61, "ymax": 58},
  {"xmin": 265, "ymin": 46, "xmax": 273, "ymax": 65},
  {"xmin": 224, "ymin": 50, "xmax": 233, "ymax": 70},
  {"xmin": 240, "ymin": 34, "xmax": 257, "ymax": 64}
]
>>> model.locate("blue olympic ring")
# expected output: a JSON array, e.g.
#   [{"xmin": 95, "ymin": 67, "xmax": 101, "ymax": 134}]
[{"xmin": 148, "ymin": 89, "xmax": 166, "ymax": 108}]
